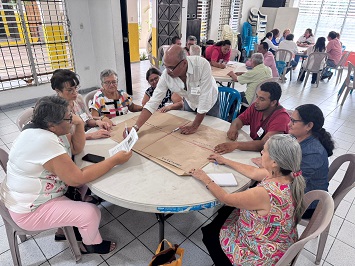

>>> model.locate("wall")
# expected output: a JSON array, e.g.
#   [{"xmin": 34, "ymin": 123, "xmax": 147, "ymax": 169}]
[
  {"xmin": 127, "ymin": 0, "xmax": 140, "ymax": 62},
  {"xmin": 0, "ymin": 0, "xmax": 126, "ymax": 107}
]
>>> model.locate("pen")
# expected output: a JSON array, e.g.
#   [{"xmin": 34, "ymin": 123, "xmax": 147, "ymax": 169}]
[
  {"xmin": 172, "ymin": 127, "xmax": 180, "ymax": 133},
  {"xmin": 125, "ymin": 122, "xmax": 128, "ymax": 136}
]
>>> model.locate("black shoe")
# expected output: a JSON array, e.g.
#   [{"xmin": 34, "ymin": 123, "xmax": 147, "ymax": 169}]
[
  {"xmin": 328, "ymin": 72, "xmax": 333, "ymax": 81},
  {"xmin": 55, "ymin": 227, "xmax": 82, "ymax": 242}
]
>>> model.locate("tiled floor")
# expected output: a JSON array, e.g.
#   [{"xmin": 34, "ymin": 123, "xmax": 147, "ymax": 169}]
[{"xmin": 1, "ymin": 60, "xmax": 355, "ymax": 265}]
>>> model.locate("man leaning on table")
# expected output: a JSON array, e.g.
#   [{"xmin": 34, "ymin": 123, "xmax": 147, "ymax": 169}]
[
  {"xmin": 127, "ymin": 44, "xmax": 219, "ymax": 135},
  {"xmin": 214, "ymin": 82, "xmax": 290, "ymax": 153}
]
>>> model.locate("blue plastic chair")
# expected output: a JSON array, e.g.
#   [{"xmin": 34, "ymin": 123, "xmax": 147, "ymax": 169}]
[{"xmin": 218, "ymin": 87, "xmax": 242, "ymax": 122}]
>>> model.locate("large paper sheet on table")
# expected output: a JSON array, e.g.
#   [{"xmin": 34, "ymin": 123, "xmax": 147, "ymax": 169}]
[{"xmin": 110, "ymin": 112, "xmax": 232, "ymax": 175}]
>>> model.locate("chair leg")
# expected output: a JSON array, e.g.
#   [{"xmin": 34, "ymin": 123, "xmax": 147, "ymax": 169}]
[
  {"xmin": 315, "ymin": 223, "xmax": 331, "ymax": 264},
  {"xmin": 340, "ymin": 87, "xmax": 351, "ymax": 106},
  {"xmin": 289, "ymin": 68, "xmax": 292, "ymax": 81},
  {"xmin": 303, "ymin": 72, "xmax": 310, "ymax": 88},
  {"xmin": 63, "ymin": 227, "xmax": 82, "ymax": 262},
  {"xmin": 3, "ymin": 221, "xmax": 22, "ymax": 266},
  {"xmin": 19, "ymin": 235, "xmax": 27, "ymax": 243}
]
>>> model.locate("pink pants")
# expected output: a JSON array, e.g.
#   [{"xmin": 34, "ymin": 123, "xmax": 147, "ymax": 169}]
[{"xmin": 10, "ymin": 196, "xmax": 102, "ymax": 245}]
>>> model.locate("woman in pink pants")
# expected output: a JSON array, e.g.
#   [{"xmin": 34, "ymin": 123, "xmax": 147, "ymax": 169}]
[{"xmin": 0, "ymin": 96, "xmax": 132, "ymax": 254}]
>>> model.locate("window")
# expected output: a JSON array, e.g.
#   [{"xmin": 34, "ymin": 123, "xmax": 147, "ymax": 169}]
[
  {"xmin": 0, "ymin": 0, "xmax": 74, "ymax": 91},
  {"xmin": 293, "ymin": 0, "xmax": 355, "ymax": 51},
  {"xmin": 197, "ymin": 0, "xmax": 211, "ymax": 41}
]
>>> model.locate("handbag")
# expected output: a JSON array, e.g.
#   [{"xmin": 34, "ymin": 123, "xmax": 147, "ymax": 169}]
[{"xmin": 148, "ymin": 239, "xmax": 184, "ymax": 266}]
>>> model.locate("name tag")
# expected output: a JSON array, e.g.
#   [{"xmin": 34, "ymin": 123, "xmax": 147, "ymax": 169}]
[
  {"xmin": 80, "ymin": 112, "xmax": 90, "ymax": 122},
  {"xmin": 257, "ymin": 127, "xmax": 264, "ymax": 138},
  {"xmin": 191, "ymin": 86, "xmax": 201, "ymax": 95}
]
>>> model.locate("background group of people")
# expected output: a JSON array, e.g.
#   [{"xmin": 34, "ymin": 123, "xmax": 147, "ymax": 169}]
[{"xmin": 0, "ymin": 37, "xmax": 336, "ymax": 265}]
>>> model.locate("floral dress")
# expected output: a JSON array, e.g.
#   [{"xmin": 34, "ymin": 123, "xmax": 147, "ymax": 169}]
[{"xmin": 219, "ymin": 180, "xmax": 297, "ymax": 266}]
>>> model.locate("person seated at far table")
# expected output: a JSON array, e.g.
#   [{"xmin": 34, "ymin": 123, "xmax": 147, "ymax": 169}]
[
  {"xmin": 228, "ymin": 53, "xmax": 272, "ymax": 107},
  {"xmin": 51, "ymin": 69, "xmax": 112, "ymax": 140},
  {"xmin": 0, "ymin": 96, "xmax": 132, "ymax": 255},
  {"xmin": 279, "ymin": 28, "xmax": 291, "ymax": 43},
  {"xmin": 260, "ymin": 32, "xmax": 278, "ymax": 54},
  {"xmin": 205, "ymin": 40, "xmax": 232, "ymax": 69},
  {"xmin": 142, "ymin": 68, "xmax": 183, "ymax": 113},
  {"xmin": 189, "ymin": 44, "xmax": 202, "ymax": 56},
  {"xmin": 278, "ymin": 34, "xmax": 299, "ymax": 70},
  {"xmin": 89, "ymin": 69, "xmax": 143, "ymax": 127},
  {"xmin": 190, "ymin": 134, "xmax": 306, "ymax": 266},
  {"xmin": 214, "ymin": 82, "xmax": 290, "ymax": 153},
  {"xmin": 297, "ymin": 28, "xmax": 315, "ymax": 47},
  {"xmin": 184, "ymin": 35, "xmax": 198, "ymax": 55},
  {"xmin": 270, "ymin": 28, "xmax": 280, "ymax": 46},
  {"xmin": 321, "ymin": 31, "xmax": 342, "ymax": 80}
]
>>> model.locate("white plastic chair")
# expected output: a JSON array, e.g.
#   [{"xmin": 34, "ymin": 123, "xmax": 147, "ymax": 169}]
[
  {"xmin": 275, "ymin": 49, "xmax": 293, "ymax": 83},
  {"xmin": 0, "ymin": 148, "xmax": 82, "ymax": 265},
  {"xmin": 299, "ymin": 153, "xmax": 355, "ymax": 264},
  {"xmin": 329, "ymin": 51, "xmax": 350, "ymax": 84},
  {"xmin": 297, "ymin": 52, "xmax": 328, "ymax": 88},
  {"xmin": 275, "ymin": 190, "xmax": 334, "ymax": 266},
  {"xmin": 337, "ymin": 61, "xmax": 354, "ymax": 106},
  {"xmin": 16, "ymin": 108, "xmax": 34, "ymax": 131},
  {"xmin": 83, "ymin": 90, "xmax": 97, "ymax": 109}
]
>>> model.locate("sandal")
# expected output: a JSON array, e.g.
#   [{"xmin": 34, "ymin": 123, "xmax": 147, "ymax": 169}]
[
  {"xmin": 81, "ymin": 240, "xmax": 117, "ymax": 254},
  {"xmin": 84, "ymin": 195, "xmax": 103, "ymax": 205},
  {"xmin": 55, "ymin": 227, "xmax": 82, "ymax": 242}
]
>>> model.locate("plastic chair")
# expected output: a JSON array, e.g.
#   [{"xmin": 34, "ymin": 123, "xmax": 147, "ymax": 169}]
[
  {"xmin": 297, "ymin": 52, "xmax": 328, "ymax": 88},
  {"xmin": 275, "ymin": 49, "xmax": 293, "ymax": 83},
  {"xmin": 218, "ymin": 86, "xmax": 242, "ymax": 122},
  {"xmin": 275, "ymin": 190, "xmax": 334, "ymax": 266},
  {"xmin": 84, "ymin": 90, "xmax": 97, "ymax": 109},
  {"xmin": 299, "ymin": 153, "xmax": 355, "ymax": 264},
  {"xmin": 337, "ymin": 62, "xmax": 354, "ymax": 106},
  {"xmin": 328, "ymin": 51, "xmax": 350, "ymax": 84},
  {"xmin": 16, "ymin": 108, "xmax": 34, "ymax": 131},
  {"xmin": 0, "ymin": 148, "xmax": 82, "ymax": 265}
]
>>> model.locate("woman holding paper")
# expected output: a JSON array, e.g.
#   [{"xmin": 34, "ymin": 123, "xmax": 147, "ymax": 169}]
[
  {"xmin": 0, "ymin": 96, "xmax": 132, "ymax": 255},
  {"xmin": 190, "ymin": 134, "xmax": 306, "ymax": 266}
]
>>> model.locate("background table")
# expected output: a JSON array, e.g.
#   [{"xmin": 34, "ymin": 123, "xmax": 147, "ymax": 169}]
[
  {"xmin": 211, "ymin": 61, "xmax": 247, "ymax": 85},
  {"xmin": 75, "ymin": 110, "xmax": 258, "ymax": 242}
]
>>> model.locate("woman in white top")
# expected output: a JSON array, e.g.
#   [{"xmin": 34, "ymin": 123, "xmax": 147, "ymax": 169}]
[
  {"xmin": 260, "ymin": 32, "xmax": 278, "ymax": 54},
  {"xmin": 0, "ymin": 96, "xmax": 132, "ymax": 255}
]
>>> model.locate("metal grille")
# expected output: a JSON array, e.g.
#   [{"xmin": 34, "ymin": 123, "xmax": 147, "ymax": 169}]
[
  {"xmin": 230, "ymin": 0, "xmax": 242, "ymax": 32},
  {"xmin": 0, "ymin": 0, "xmax": 74, "ymax": 91},
  {"xmin": 157, "ymin": 0, "xmax": 181, "ymax": 47}
]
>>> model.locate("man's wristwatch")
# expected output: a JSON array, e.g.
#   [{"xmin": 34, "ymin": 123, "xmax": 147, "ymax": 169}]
[{"xmin": 133, "ymin": 124, "xmax": 139, "ymax": 132}]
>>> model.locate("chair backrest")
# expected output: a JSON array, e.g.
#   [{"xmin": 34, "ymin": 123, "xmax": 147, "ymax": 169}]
[
  {"xmin": 230, "ymin": 48, "xmax": 240, "ymax": 62},
  {"xmin": 148, "ymin": 54, "xmax": 159, "ymax": 69},
  {"xmin": 275, "ymin": 49, "xmax": 293, "ymax": 63},
  {"xmin": 218, "ymin": 86, "xmax": 242, "ymax": 121},
  {"xmin": 328, "ymin": 153, "xmax": 355, "ymax": 209},
  {"xmin": 157, "ymin": 45, "xmax": 170, "ymax": 63},
  {"xmin": 250, "ymin": 77, "xmax": 280, "ymax": 104},
  {"xmin": 0, "ymin": 148, "xmax": 8, "ymax": 173},
  {"xmin": 336, "ymin": 51, "xmax": 350, "ymax": 68},
  {"xmin": 16, "ymin": 108, "xmax": 34, "ymax": 131},
  {"xmin": 275, "ymin": 190, "xmax": 334, "ymax": 266},
  {"xmin": 345, "ymin": 61, "xmax": 355, "ymax": 88},
  {"xmin": 304, "ymin": 52, "xmax": 328, "ymax": 72},
  {"xmin": 84, "ymin": 90, "xmax": 98, "ymax": 109}
]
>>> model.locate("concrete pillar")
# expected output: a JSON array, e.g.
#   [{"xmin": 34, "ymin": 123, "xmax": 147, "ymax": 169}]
[
  {"xmin": 127, "ymin": 0, "xmax": 140, "ymax": 62},
  {"xmin": 139, "ymin": 0, "xmax": 150, "ymax": 50},
  {"xmin": 209, "ymin": 0, "xmax": 222, "ymax": 41},
  {"xmin": 151, "ymin": 0, "xmax": 157, "ymax": 57}
]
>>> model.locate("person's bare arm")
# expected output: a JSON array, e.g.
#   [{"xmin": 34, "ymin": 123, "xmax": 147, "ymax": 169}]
[
  {"xmin": 190, "ymin": 169, "xmax": 270, "ymax": 212},
  {"xmin": 128, "ymin": 103, "xmax": 143, "ymax": 112},
  {"xmin": 210, "ymin": 60, "xmax": 226, "ymax": 69},
  {"xmin": 208, "ymin": 154, "xmax": 267, "ymax": 181},
  {"xmin": 68, "ymin": 114, "xmax": 86, "ymax": 155},
  {"xmin": 141, "ymin": 94, "xmax": 150, "ymax": 106},
  {"xmin": 159, "ymin": 93, "xmax": 183, "ymax": 113},
  {"xmin": 44, "ymin": 151, "xmax": 132, "ymax": 187}
]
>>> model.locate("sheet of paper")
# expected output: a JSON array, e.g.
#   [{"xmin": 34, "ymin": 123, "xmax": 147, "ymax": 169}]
[
  {"xmin": 207, "ymin": 173, "xmax": 237, "ymax": 187},
  {"xmin": 109, "ymin": 128, "xmax": 138, "ymax": 156}
]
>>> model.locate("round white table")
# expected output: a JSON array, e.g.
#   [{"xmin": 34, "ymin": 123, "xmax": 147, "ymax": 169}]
[{"xmin": 75, "ymin": 110, "xmax": 258, "ymax": 242}]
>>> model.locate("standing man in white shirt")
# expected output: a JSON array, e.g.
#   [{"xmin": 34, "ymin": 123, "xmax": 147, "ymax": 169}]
[{"xmin": 129, "ymin": 45, "xmax": 219, "ymax": 135}]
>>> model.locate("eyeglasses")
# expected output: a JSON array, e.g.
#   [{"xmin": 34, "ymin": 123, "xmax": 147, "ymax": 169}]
[
  {"xmin": 290, "ymin": 117, "xmax": 303, "ymax": 125},
  {"xmin": 148, "ymin": 76, "xmax": 159, "ymax": 83},
  {"xmin": 62, "ymin": 114, "xmax": 73, "ymax": 124},
  {"xmin": 165, "ymin": 59, "xmax": 184, "ymax": 72},
  {"xmin": 64, "ymin": 86, "xmax": 80, "ymax": 94},
  {"xmin": 103, "ymin": 80, "xmax": 118, "ymax": 85}
]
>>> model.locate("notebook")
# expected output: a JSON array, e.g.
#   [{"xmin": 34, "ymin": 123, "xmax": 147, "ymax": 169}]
[{"xmin": 207, "ymin": 173, "xmax": 238, "ymax": 187}]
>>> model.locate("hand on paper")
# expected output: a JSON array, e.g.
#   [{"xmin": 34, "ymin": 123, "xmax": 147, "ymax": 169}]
[
  {"xmin": 102, "ymin": 117, "xmax": 115, "ymax": 127},
  {"xmin": 112, "ymin": 150, "xmax": 132, "ymax": 165},
  {"xmin": 214, "ymin": 142, "xmax": 237, "ymax": 154},
  {"xmin": 158, "ymin": 106, "xmax": 170, "ymax": 113},
  {"xmin": 89, "ymin": 129, "xmax": 111, "ymax": 139},
  {"xmin": 227, "ymin": 127, "xmax": 239, "ymax": 141},
  {"xmin": 180, "ymin": 124, "xmax": 198, "ymax": 135},
  {"xmin": 251, "ymin": 157, "xmax": 263, "ymax": 168},
  {"xmin": 96, "ymin": 120, "xmax": 112, "ymax": 131},
  {"xmin": 189, "ymin": 168, "xmax": 208, "ymax": 182},
  {"xmin": 208, "ymin": 154, "xmax": 226, "ymax": 165}
]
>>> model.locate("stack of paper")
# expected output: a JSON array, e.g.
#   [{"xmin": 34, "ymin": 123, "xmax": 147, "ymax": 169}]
[{"xmin": 207, "ymin": 173, "xmax": 238, "ymax": 187}]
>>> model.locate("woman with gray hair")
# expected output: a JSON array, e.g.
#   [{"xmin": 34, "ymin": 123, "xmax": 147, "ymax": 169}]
[
  {"xmin": 89, "ymin": 69, "xmax": 143, "ymax": 127},
  {"xmin": 0, "ymin": 96, "xmax": 132, "ymax": 255},
  {"xmin": 190, "ymin": 134, "xmax": 306, "ymax": 265}
]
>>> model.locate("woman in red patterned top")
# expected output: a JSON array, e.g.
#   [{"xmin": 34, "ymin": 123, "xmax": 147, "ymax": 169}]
[{"xmin": 190, "ymin": 134, "xmax": 306, "ymax": 265}]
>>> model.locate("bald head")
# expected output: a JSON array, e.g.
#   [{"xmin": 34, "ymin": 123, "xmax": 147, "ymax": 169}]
[{"xmin": 164, "ymin": 45, "xmax": 187, "ymax": 77}]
